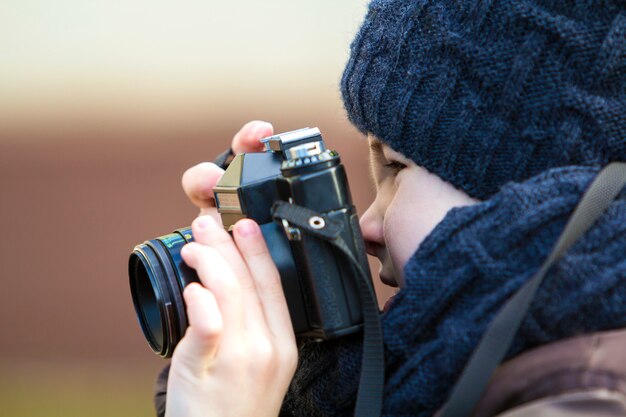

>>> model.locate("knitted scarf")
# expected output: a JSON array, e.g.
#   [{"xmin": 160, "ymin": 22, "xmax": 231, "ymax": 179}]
[{"xmin": 281, "ymin": 165, "xmax": 626, "ymax": 416}]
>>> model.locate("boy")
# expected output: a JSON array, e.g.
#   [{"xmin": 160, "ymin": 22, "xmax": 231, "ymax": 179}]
[{"xmin": 158, "ymin": 0, "xmax": 626, "ymax": 415}]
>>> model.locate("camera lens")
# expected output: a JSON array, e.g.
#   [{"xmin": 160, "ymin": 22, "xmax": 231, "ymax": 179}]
[{"xmin": 128, "ymin": 228, "xmax": 197, "ymax": 358}]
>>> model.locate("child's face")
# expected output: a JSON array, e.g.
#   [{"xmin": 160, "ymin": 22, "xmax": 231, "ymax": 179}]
[{"xmin": 360, "ymin": 136, "xmax": 477, "ymax": 290}]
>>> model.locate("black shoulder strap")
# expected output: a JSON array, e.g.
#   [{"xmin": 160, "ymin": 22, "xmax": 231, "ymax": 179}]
[
  {"xmin": 272, "ymin": 201, "xmax": 384, "ymax": 417},
  {"xmin": 439, "ymin": 162, "xmax": 626, "ymax": 417},
  {"xmin": 213, "ymin": 148, "xmax": 235, "ymax": 170}
]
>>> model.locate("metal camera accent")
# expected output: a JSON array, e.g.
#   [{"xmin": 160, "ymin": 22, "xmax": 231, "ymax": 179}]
[{"xmin": 129, "ymin": 128, "xmax": 374, "ymax": 358}]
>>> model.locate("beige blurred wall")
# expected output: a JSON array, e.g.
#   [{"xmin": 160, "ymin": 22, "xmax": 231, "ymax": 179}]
[
  {"xmin": 0, "ymin": 0, "xmax": 370, "ymax": 133},
  {"xmin": 0, "ymin": 1, "xmax": 399, "ymax": 416}
]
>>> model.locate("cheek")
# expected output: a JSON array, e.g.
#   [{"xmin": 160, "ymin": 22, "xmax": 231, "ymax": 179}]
[
  {"xmin": 381, "ymin": 173, "xmax": 451, "ymax": 282},
  {"xmin": 381, "ymin": 187, "xmax": 425, "ymax": 282}
]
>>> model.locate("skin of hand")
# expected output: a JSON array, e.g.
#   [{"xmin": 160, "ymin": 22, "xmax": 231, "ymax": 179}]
[
  {"xmin": 165, "ymin": 121, "xmax": 298, "ymax": 417},
  {"xmin": 181, "ymin": 120, "xmax": 272, "ymax": 218}
]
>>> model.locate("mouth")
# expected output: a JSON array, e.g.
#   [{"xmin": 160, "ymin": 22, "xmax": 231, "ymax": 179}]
[
  {"xmin": 379, "ymin": 273, "xmax": 399, "ymax": 313},
  {"xmin": 379, "ymin": 273, "xmax": 398, "ymax": 288},
  {"xmin": 373, "ymin": 248, "xmax": 400, "ymax": 312},
  {"xmin": 383, "ymin": 293, "xmax": 397, "ymax": 313}
]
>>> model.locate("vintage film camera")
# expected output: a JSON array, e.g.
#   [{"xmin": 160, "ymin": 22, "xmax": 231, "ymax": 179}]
[{"xmin": 129, "ymin": 128, "xmax": 374, "ymax": 357}]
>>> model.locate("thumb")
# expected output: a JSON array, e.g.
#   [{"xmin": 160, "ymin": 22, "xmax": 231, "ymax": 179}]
[
  {"xmin": 172, "ymin": 283, "xmax": 223, "ymax": 376},
  {"xmin": 232, "ymin": 121, "xmax": 273, "ymax": 154}
]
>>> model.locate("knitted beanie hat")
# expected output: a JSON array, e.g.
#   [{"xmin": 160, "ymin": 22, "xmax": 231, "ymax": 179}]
[{"xmin": 341, "ymin": 0, "xmax": 626, "ymax": 200}]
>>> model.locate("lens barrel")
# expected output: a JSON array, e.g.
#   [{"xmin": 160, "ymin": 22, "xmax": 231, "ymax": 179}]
[{"xmin": 128, "ymin": 228, "xmax": 197, "ymax": 358}]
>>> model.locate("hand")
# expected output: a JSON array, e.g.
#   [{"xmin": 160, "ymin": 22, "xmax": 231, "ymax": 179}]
[
  {"xmin": 165, "ymin": 216, "xmax": 297, "ymax": 417},
  {"xmin": 165, "ymin": 121, "xmax": 297, "ymax": 417},
  {"xmin": 181, "ymin": 120, "xmax": 273, "ymax": 219}
]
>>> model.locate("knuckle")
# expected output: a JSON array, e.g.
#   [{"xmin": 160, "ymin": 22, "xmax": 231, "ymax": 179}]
[
  {"xmin": 257, "ymin": 338, "xmax": 276, "ymax": 361},
  {"xmin": 249, "ymin": 338, "xmax": 277, "ymax": 372},
  {"xmin": 181, "ymin": 242, "xmax": 200, "ymax": 261},
  {"xmin": 236, "ymin": 276, "xmax": 257, "ymax": 295},
  {"xmin": 255, "ymin": 270, "xmax": 284, "ymax": 299},
  {"xmin": 223, "ymin": 345, "xmax": 247, "ymax": 368},
  {"xmin": 193, "ymin": 245, "xmax": 222, "ymax": 273},
  {"xmin": 232, "ymin": 124, "xmax": 252, "ymax": 147},
  {"xmin": 195, "ymin": 161, "xmax": 216, "ymax": 173},
  {"xmin": 195, "ymin": 321, "xmax": 223, "ymax": 343},
  {"xmin": 182, "ymin": 162, "xmax": 209, "ymax": 185},
  {"xmin": 208, "ymin": 227, "xmax": 234, "ymax": 247},
  {"xmin": 283, "ymin": 344, "xmax": 299, "ymax": 374},
  {"xmin": 265, "ymin": 271, "xmax": 283, "ymax": 293},
  {"xmin": 196, "ymin": 221, "xmax": 240, "ymax": 252},
  {"xmin": 204, "ymin": 268, "xmax": 240, "ymax": 300},
  {"xmin": 195, "ymin": 243, "xmax": 217, "ymax": 259},
  {"xmin": 199, "ymin": 207, "xmax": 218, "ymax": 218},
  {"xmin": 278, "ymin": 341, "xmax": 298, "ymax": 369},
  {"xmin": 170, "ymin": 348, "xmax": 195, "ymax": 372},
  {"xmin": 243, "ymin": 237, "xmax": 270, "ymax": 259},
  {"xmin": 233, "ymin": 121, "xmax": 271, "ymax": 152},
  {"xmin": 183, "ymin": 163, "xmax": 221, "ymax": 207}
]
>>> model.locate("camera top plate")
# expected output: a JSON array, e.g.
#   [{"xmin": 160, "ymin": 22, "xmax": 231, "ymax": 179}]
[{"xmin": 262, "ymin": 127, "xmax": 322, "ymax": 153}]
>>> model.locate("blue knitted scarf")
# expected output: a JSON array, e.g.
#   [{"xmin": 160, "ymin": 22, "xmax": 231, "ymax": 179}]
[{"xmin": 281, "ymin": 166, "xmax": 626, "ymax": 416}]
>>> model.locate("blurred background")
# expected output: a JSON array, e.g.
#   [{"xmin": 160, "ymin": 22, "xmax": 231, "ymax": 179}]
[{"xmin": 0, "ymin": 1, "xmax": 397, "ymax": 416}]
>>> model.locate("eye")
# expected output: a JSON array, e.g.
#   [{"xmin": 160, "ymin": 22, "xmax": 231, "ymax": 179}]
[{"xmin": 384, "ymin": 161, "xmax": 407, "ymax": 174}]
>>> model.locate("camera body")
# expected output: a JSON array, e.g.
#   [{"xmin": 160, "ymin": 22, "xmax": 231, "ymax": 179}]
[
  {"xmin": 215, "ymin": 127, "xmax": 370, "ymax": 338},
  {"xmin": 129, "ymin": 128, "xmax": 373, "ymax": 357}
]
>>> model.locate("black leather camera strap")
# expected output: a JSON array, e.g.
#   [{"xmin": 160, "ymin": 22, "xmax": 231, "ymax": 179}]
[
  {"xmin": 439, "ymin": 162, "xmax": 626, "ymax": 417},
  {"xmin": 272, "ymin": 201, "xmax": 384, "ymax": 417},
  {"xmin": 214, "ymin": 147, "xmax": 235, "ymax": 170}
]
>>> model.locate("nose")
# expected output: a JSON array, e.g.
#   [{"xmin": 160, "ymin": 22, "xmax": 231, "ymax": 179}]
[{"xmin": 360, "ymin": 202, "xmax": 384, "ymax": 257}]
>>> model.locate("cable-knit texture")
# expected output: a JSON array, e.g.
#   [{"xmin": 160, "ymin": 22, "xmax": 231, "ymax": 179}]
[
  {"xmin": 341, "ymin": 0, "xmax": 626, "ymax": 200},
  {"xmin": 281, "ymin": 166, "xmax": 626, "ymax": 416},
  {"xmin": 287, "ymin": 1, "xmax": 626, "ymax": 414}
]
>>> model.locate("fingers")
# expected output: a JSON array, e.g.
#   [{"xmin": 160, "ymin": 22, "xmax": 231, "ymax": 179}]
[
  {"xmin": 181, "ymin": 121, "xmax": 272, "ymax": 216},
  {"xmin": 182, "ymin": 215, "xmax": 294, "ymax": 343},
  {"xmin": 233, "ymin": 219, "xmax": 295, "ymax": 342},
  {"xmin": 232, "ymin": 121, "xmax": 273, "ymax": 154},
  {"xmin": 181, "ymin": 242, "xmax": 244, "ymax": 339},
  {"xmin": 189, "ymin": 215, "xmax": 266, "ymax": 331},
  {"xmin": 173, "ymin": 283, "xmax": 223, "ymax": 375},
  {"xmin": 181, "ymin": 162, "xmax": 224, "ymax": 217}
]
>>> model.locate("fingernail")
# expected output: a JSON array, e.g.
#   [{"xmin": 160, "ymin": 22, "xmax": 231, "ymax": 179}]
[
  {"xmin": 196, "ymin": 217, "xmax": 207, "ymax": 229},
  {"xmin": 236, "ymin": 219, "xmax": 258, "ymax": 237},
  {"xmin": 253, "ymin": 122, "xmax": 271, "ymax": 139},
  {"xmin": 184, "ymin": 282, "xmax": 201, "ymax": 296},
  {"xmin": 195, "ymin": 216, "xmax": 214, "ymax": 230}
]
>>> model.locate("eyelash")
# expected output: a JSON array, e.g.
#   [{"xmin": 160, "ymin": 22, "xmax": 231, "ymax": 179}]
[{"xmin": 384, "ymin": 161, "xmax": 407, "ymax": 173}]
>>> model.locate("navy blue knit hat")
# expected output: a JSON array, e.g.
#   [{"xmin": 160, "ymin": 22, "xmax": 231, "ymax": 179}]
[{"xmin": 341, "ymin": 0, "xmax": 626, "ymax": 199}]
